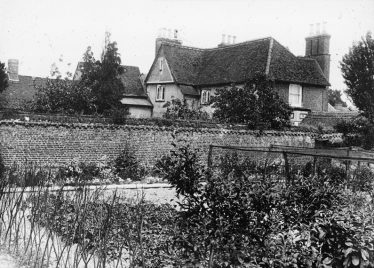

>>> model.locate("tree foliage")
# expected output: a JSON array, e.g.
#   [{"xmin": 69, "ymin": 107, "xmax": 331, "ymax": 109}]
[
  {"xmin": 79, "ymin": 43, "xmax": 125, "ymax": 115},
  {"xmin": 341, "ymin": 32, "xmax": 374, "ymax": 118},
  {"xmin": 156, "ymin": 142, "xmax": 374, "ymax": 267},
  {"xmin": 328, "ymin": 88, "xmax": 347, "ymax": 107},
  {"xmin": 33, "ymin": 78, "xmax": 96, "ymax": 114},
  {"xmin": 335, "ymin": 115, "xmax": 374, "ymax": 150},
  {"xmin": 0, "ymin": 61, "xmax": 8, "ymax": 93},
  {"xmin": 163, "ymin": 98, "xmax": 209, "ymax": 120},
  {"xmin": 33, "ymin": 36, "xmax": 128, "ymax": 117},
  {"xmin": 211, "ymin": 74, "xmax": 291, "ymax": 129}
]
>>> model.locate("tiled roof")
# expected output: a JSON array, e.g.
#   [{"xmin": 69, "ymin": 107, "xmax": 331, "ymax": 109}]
[
  {"xmin": 268, "ymin": 40, "xmax": 329, "ymax": 86},
  {"xmin": 120, "ymin": 96, "xmax": 153, "ymax": 107},
  {"xmin": 157, "ymin": 37, "xmax": 329, "ymax": 87},
  {"xmin": 0, "ymin": 75, "xmax": 46, "ymax": 110},
  {"xmin": 300, "ymin": 111, "xmax": 359, "ymax": 130},
  {"xmin": 119, "ymin": 66, "xmax": 147, "ymax": 96},
  {"xmin": 74, "ymin": 62, "xmax": 146, "ymax": 96},
  {"xmin": 179, "ymin": 85, "xmax": 200, "ymax": 96}
]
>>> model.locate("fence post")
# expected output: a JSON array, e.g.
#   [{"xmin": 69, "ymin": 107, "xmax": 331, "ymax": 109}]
[
  {"xmin": 313, "ymin": 156, "xmax": 318, "ymax": 176},
  {"xmin": 207, "ymin": 145, "xmax": 213, "ymax": 171},
  {"xmin": 283, "ymin": 152, "xmax": 291, "ymax": 184}
]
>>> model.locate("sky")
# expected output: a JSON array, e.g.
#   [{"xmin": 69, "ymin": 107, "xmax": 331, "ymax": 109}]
[{"xmin": 1, "ymin": 0, "xmax": 373, "ymax": 94}]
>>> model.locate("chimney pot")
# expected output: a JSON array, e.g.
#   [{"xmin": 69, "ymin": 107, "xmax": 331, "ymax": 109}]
[
  {"xmin": 322, "ymin": 21, "xmax": 327, "ymax": 34},
  {"xmin": 221, "ymin": 34, "xmax": 226, "ymax": 44},
  {"xmin": 7, "ymin": 59, "xmax": 19, "ymax": 81},
  {"xmin": 309, "ymin": 24, "xmax": 314, "ymax": 36},
  {"xmin": 316, "ymin": 23, "xmax": 321, "ymax": 35},
  {"xmin": 227, "ymin": 35, "xmax": 231, "ymax": 44},
  {"xmin": 232, "ymin": 35, "xmax": 236, "ymax": 44},
  {"xmin": 174, "ymin": 29, "xmax": 178, "ymax": 39}
]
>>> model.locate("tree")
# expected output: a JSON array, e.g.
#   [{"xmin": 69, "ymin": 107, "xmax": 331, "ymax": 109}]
[
  {"xmin": 327, "ymin": 89, "xmax": 347, "ymax": 107},
  {"xmin": 211, "ymin": 74, "xmax": 291, "ymax": 129},
  {"xmin": 79, "ymin": 42, "xmax": 126, "ymax": 115},
  {"xmin": 340, "ymin": 32, "xmax": 374, "ymax": 118},
  {"xmin": 0, "ymin": 61, "xmax": 8, "ymax": 93},
  {"xmin": 33, "ymin": 35, "xmax": 128, "ymax": 118},
  {"xmin": 33, "ymin": 78, "xmax": 96, "ymax": 115}
]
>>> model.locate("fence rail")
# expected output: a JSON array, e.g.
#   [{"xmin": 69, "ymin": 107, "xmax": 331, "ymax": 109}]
[{"xmin": 207, "ymin": 144, "xmax": 374, "ymax": 183}]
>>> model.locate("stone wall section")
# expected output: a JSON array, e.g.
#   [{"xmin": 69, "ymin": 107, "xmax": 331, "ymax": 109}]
[{"xmin": 0, "ymin": 120, "xmax": 317, "ymax": 168}]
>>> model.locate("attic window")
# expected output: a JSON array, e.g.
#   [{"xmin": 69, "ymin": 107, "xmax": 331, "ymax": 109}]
[
  {"xmin": 289, "ymin": 84, "xmax": 302, "ymax": 107},
  {"xmin": 159, "ymin": 58, "xmax": 164, "ymax": 72},
  {"xmin": 201, "ymin": 90, "xmax": 210, "ymax": 105},
  {"xmin": 156, "ymin": 85, "xmax": 165, "ymax": 101}
]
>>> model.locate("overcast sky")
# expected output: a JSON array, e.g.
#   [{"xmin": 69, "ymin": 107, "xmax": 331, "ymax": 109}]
[{"xmin": 1, "ymin": 0, "xmax": 373, "ymax": 92}]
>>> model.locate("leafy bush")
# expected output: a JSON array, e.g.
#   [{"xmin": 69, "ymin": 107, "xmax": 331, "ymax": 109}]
[
  {"xmin": 113, "ymin": 147, "xmax": 146, "ymax": 181},
  {"xmin": 109, "ymin": 106, "xmax": 129, "ymax": 124},
  {"xmin": 54, "ymin": 161, "xmax": 100, "ymax": 185},
  {"xmin": 211, "ymin": 73, "xmax": 292, "ymax": 130},
  {"xmin": 4, "ymin": 165, "xmax": 51, "ymax": 187},
  {"xmin": 351, "ymin": 166, "xmax": 374, "ymax": 192},
  {"xmin": 28, "ymin": 190, "xmax": 179, "ymax": 267},
  {"xmin": 335, "ymin": 116, "xmax": 374, "ymax": 150},
  {"xmin": 163, "ymin": 98, "xmax": 210, "ymax": 120},
  {"xmin": 157, "ymin": 143, "xmax": 374, "ymax": 267}
]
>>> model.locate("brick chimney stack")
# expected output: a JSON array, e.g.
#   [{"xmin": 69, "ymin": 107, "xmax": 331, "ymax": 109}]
[
  {"xmin": 155, "ymin": 28, "xmax": 182, "ymax": 56},
  {"xmin": 305, "ymin": 22, "xmax": 331, "ymax": 82},
  {"xmin": 7, "ymin": 59, "xmax": 19, "ymax": 81}
]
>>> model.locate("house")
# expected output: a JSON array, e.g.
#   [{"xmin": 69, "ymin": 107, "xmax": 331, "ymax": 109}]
[
  {"xmin": 145, "ymin": 27, "xmax": 331, "ymax": 125},
  {"xmin": 0, "ymin": 59, "xmax": 153, "ymax": 119},
  {"xmin": 0, "ymin": 59, "xmax": 46, "ymax": 110},
  {"xmin": 73, "ymin": 62, "xmax": 153, "ymax": 118}
]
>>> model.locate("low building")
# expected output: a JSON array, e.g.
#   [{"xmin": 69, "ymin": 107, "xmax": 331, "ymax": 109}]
[
  {"xmin": 145, "ymin": 27, "xmax": 331, "ymax": 125},
  {"xmin": 73, "ymin": 62, "xmax": 153, "ymax": 118},
  {"xmin": 0, "ymin": 59, "xmax": 46, "ymax": 110}
]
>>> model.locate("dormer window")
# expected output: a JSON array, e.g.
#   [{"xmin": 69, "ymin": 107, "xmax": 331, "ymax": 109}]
[
  {"xmin": 201, "ymin": 90, "xmax": 210, "ymax": 105},
  {"xmin": 289, "ymin": 84, "xmax": 302, "ymax": 107},
  {"xmin": 159, "ymin": 58, "xmax": 164, "ymax": 72},
  {"xmin": 156, "ymin": 85, "xmax": 165, "ymax": 101}
]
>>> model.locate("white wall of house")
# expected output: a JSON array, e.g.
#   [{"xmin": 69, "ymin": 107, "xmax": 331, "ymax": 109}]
[{"xmin": 128, "ymin": 106, "xmax": 153, "ymax": 118}]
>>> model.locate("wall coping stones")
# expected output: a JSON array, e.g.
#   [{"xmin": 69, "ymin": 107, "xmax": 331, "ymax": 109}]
[{"xmin": 0, "ymin": 119, "xmax": 324, "ymax": 138}]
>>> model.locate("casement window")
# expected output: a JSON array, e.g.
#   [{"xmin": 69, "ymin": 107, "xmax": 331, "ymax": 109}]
[
  {"xmin": 289, "ymin": 84, "xmax": 302, "ymax": 107},
  {"xmin": 299, "ymin": 112, "xmax": 308, "ymax": 119},
  {"xmin": 156, "ymin": 85, "xmax": 165, "ymax": 101},
  {"xmin": 159, "ymin": 58, "xmax": 164, "ymax": 72},
  {"xmin": 201, "ymin": 90, "xmax": 210, "ymax": 105}
]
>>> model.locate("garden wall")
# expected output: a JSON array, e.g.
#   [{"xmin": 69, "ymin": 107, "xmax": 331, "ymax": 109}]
[{"xmin": 0, "ymin": 120, "xmax": 318, "ymax": 168}]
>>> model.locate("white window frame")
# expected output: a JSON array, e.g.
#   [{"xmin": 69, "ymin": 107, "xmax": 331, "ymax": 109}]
[
  {"xmin": 156, "ymin": 85, "xmax": 165, "ymax": 101},
  {"xmin": 201, "ymin": 90, "xmax": 210, "ymax": 105},
  {"xmin": 299, "ymin": 112, "xmax": 308, "ymax": 119},
  {"xmin": 289, "ymin": 84, "xmax": 302, "ymax": 107}
]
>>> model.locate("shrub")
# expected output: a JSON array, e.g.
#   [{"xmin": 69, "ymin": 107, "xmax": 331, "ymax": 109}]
[
  {"xmin": 154, "ymin": 138, "xmax": 205, "ymax": 197},
  {"xmin": 113, "ymin": 147, "xmax": 145, "ymax": 181},
  {"xmin": 163, "ymin": 98, "xmax": 209, "ymax": 120},
  {"xmin": 211, "ymin": 73, "xmax": 291, "ymax": 130},
  {"xmin": 3, "ymin": 165, "xmax": 51, "ymax": 187},
  {"xmin": 108, "ymin": 106, "xmax": 129, "ymax": 124},
  {"xmin": 351, "ymin": 166, "xmax": 374, "ymax": 192},
  {"xmin": 157, "ymin": 141, "xmax": 374, "ymax": 267},
  {"xmin": 28, "ymin": 191, "xmax": 179, "ymax": 267}
]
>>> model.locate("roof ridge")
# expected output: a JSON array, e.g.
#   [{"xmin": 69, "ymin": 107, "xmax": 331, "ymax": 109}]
[
  {"xmin": 265, "ymin": 38, "xmax": 274, "ymax": 76},
  {"xmin": 162, "ymin": 36, "xmax": 273, "ymax": 52}
]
